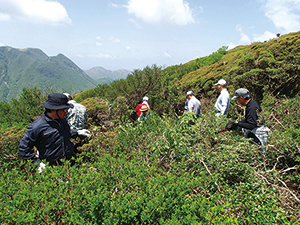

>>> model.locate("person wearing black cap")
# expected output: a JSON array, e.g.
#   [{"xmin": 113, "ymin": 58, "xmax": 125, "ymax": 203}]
[
  {"xmin": 225, "ymin": 88, "xmax": 269, "ymax": 149},
  {"xmin": 19, "ymin": 93, "xmax": 91, "ymax": 172}
]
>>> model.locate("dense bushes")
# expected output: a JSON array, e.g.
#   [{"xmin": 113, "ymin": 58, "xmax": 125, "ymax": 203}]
[
  {"xmin": 1, "ymin": 105, "xmax": 299, "ymax": 223},
  {"xmin": 1, "ymin": 33, "xmax": 300, "ymax": 223},
  {"xmin": 0, "ymin": 87, "xmax": 45, "ymax": 128}
]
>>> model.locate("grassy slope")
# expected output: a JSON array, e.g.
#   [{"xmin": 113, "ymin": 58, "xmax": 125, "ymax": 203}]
[{"xmin": 179, "ymin": 31, "xmax": 300, "ymax": 100}]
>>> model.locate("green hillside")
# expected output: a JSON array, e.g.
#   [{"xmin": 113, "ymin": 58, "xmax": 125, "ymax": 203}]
[
  {"xmin": 75, "ymin": 31, "xmax": 299, "ymax": 116},
  {"xmin": 85, "ymin": 66, "xmax": 131, "ymax": 83},
  {"xmin": 0, "ymin": 47, "xmax": 97, "ymax": 102},
  {"xmin": 0, "ymin": 31, "xmax": 300, "ymax": 224}
]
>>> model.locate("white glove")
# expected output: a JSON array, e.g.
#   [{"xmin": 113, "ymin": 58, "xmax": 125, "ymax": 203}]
[
  {"xmin": 78, "ymin": 129, "xmax": 91, "ymax": 137},
  {"xmin": 38, "ymin": 162, "xmax": 46, "ymax": 173}
]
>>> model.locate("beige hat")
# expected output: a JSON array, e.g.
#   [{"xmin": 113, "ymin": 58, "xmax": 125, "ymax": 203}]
[{"xmin": 140, "ymin": 105, "xmax": 148, "ymax": 112}]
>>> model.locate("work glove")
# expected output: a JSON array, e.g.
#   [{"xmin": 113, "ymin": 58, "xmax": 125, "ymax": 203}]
[
  {"xmin": 78, "ymin": 129, "xmax": 91, "ymax": 137},
  {"xmin": 38, "ymin": 162, "xmax": 46, "ymax": 173},
  {"xmin": 225, "ymin": 121, "xmax": 238, "ymax": 131}
]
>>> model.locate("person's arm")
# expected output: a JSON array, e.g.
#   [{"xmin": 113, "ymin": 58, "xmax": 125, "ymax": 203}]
[
  {"xmin": 220, "ymin": 94, "xmax": 229, "ymax": 115},
  {"xmin": 237, "ymin": 106, "xmax": 257, "ymax": 130},
  {"xmin": 83, "ymin": 111, "xmax": 88, "ymax": 124},
  {"xmin": 186, "ymin": 99, "xmax": 193, "ymax": 113},
  {"xmin": 19, "ymin": 126, "xmax": 41, "ymax": 164}
]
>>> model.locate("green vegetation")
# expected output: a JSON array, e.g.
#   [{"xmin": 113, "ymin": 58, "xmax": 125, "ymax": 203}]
[{"xmin": 0, "ymin": 31, "xmax": 300, "ymax": 224}]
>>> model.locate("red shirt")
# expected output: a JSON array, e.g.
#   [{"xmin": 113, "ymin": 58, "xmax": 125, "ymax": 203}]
[{"xmin": 135, "ymin": 103, "xmax": 148, "ymax": 117}]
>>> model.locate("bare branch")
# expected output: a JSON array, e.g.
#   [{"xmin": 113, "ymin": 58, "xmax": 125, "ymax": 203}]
[
  {"xmin": 277, "ymin": 178, "xmax": 300, "ymax": 202},
  {"xmin": 200, "ymin": 160, "xmax": 220, "ymax": 191},
  {"xmin": 267, "ymin": 155, "xmax": 285, "ymax": 172},
  {"xmin": 271, "ymin": 114, "xmax": 284, "ymax": 128},
  {"xmin": 279, "ymin": 165, "xmax": 299, "ymax": 174}
]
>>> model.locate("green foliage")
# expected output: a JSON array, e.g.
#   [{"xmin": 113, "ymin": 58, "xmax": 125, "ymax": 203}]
[
  {"xmin": 194, "ymin": 46, "xmax": 228, "ymax": 69},
  {"xmin": 0, "ymin": 126, "xmax": 25, "ymax": 170},
  {"xmin": 80, "ymin": 97, "xmax": 110, "ymax": 127},
  {"xmin": 2, "ymin": 108, "xmax": 298, "ymax": 223},
  {"xmin": 0, "ymin": 87, "xmax": 45, "ymax": 128},
  {"xmin": 2, "ymin": 34, "xmax": 300, "ymax": 224}
]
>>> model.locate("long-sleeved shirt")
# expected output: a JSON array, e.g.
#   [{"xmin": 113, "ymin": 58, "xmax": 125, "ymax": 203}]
[
  {"xmin": 186, "ymin": 96, "xmax": 201, "ymax": 118},
  {"xmin": 214, "ymin": 89, "xmax": 230, "ymax": 114},
  {"xmin": 237, "ymin": 99, "xmax": 262, "ymax": 130},
  {"xmin": 19, "ymin": 112, "xmax": 78, "ymax": 165}
]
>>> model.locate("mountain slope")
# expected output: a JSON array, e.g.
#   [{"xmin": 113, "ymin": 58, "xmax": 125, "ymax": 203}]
[
  {"xmin": 178, "ymin": 31, "xmax": 300, "ymax": 101},
  {"xmin": 85, "ymin": 67, "xmax": 131, "ymax": 84},
  {"xmin": 0, "ymin": 47, "xmax": 97, "ymax": 102}
]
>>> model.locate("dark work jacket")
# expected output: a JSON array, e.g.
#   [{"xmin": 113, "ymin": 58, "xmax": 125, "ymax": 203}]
[
  {"xmin": 237, "ymin": 100, "xmax": 262, "ymax": 130},
  {"xmin": 19, "ymin": 112, "xmax": 78, "ymax": 166}
]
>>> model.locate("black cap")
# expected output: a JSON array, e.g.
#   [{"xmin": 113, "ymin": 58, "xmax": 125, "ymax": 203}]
[{"xmin": 42, "ymin": 93, "xmax": 74, "ymax": 110}]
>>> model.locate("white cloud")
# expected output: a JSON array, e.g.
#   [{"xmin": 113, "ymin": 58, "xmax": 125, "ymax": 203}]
[
  {"xmin": 253, "ymin": 31, "xmax": 276, "ymax": 42},
  {"xmin": 91, "ymin": 53, "xmax": 114, "ymax": 59},
  {"xmin": 263, "ymin": 0, "xmax": 300, "ymax": 32},
  {"xmin": 125, "ymin": 46, "xmax": 130, "ymax": 50},
  {"xmin": 129, "ymin": 18, "xmax": 142, "ymax": 28},
  {"xmin": 0, "ymin": 13, "xmax": 10, "ymax": 21},
  {"xmin": 228, "ymin": 25, "xmax": 277, "ymax": 50},
  {"xmin": 0, "ymin": 0, "xmax": 71, "ymax": 25},
  {"xmin": 76, "ymin": 54, "xmax": 84, "ymax": 58},
  {"xmin": 227, "ymin": 42, "xmax": 237, "ymax": 50},
  {"xmin": 110, "ymin": 3, "xmax": 119, "ymax": 8},
  {"xmin": 109, "ymin": 37, "xmax": 120, "ymax": 43},
  {"xmin": 227, "ymin": 24, "xmax": 251, "ymax": 49},
  {"xmin": 236, "ymin": 24, "xmax": 251, "ymax": 44},
  {"xmin": 126, "ymin": 0, "xmax": 195, "ymax": 25},
  {"xmin": 0, "ymin": 42, "xmax": 4, "ymax": 46},
  {"xmin": 96, "ymin": 42, "xmax": 102, "ymax": 46},
  {"xmin": 163, "ymin": 52, "xmax": 171, "ymax": 58}
]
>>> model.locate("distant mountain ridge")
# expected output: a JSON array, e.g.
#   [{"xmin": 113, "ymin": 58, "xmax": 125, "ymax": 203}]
[
  {"xmin": 85, "ymin": 67, "xmax": 131, "ymax": 84},
  {"xmin": 0, "ymin": 46, "xmax": 98, "ymax": 102}
]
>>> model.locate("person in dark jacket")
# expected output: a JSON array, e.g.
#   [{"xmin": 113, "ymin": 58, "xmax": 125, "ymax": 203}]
[
  {"xmin": 225, "ymin": 88, "xmax": 270, "ymax": 149},
  {"xmin": 19, "ymin": 93, "xmax": 91, "ymax": 171}
]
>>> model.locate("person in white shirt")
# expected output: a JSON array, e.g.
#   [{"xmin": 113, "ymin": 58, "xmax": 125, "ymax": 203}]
[
  {"xmin": 186, "ymin": 91, "xmax": 201, "ymax": 119},
  {"xmin": 214, "ymin": 79, "xmax": 230, "ymax": 117}
]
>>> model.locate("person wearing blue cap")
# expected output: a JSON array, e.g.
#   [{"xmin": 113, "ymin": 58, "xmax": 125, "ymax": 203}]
[{"xmin": 19, "ymin": 93, "xmax": 91, "ymax": 172}]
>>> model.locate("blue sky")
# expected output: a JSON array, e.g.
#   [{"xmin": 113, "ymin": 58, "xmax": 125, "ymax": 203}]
[{"xmin": 0, "ymin": 0, "xmax": 299, "ymax": 71}]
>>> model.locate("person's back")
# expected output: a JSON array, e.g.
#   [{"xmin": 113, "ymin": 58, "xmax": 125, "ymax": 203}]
[
  {"xmin": 135, "ymin": 103, "xmax": 148, "ymax": 117},
  {"xmin": 187, "ymin": 96, "xmax": 201, "ymax": 117}
]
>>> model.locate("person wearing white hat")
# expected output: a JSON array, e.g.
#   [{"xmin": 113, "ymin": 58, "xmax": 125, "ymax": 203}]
[
  {"xmin": 214, "ymin": 79, "xmax": 230, "ymax": 117},
  {"xmin": 186, "ymin": 91, "xmax": 201, "ymax": 120}
]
